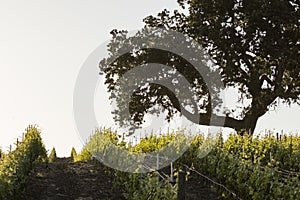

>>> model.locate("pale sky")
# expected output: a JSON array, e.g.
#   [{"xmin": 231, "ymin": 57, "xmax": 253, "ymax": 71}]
[{"xmin": 0, "ymin": 0, "xmax": 299, "ymax": 156}]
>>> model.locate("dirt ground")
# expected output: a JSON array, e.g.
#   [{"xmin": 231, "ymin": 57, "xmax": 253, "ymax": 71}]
[
  {"xmin": 23, "ymin": 157, "xmax": 221, "ymax": 200},
  {"xmin": 22, "ymin": 158, "xmax": 124, "ymax": 200}
]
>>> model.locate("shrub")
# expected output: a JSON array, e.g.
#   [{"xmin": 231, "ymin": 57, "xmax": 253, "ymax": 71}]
[{"xmin": 48, "ymin": 147, "xmax": 57, "ymax": 163}]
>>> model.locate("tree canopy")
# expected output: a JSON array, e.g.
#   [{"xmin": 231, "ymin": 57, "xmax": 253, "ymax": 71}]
[{"xmin": 99, "ymin": 0, "xmax": 299, "ymax": 134}]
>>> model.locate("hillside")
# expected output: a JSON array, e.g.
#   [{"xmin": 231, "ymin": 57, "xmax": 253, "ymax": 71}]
[{"xmin": 22, "ymin": 158, "xmax": 124, "ymax": 200}]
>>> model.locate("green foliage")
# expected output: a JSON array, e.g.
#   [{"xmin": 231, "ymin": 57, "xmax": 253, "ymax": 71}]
[
  {"xmin": 186, "ymin": 147, "xmax": 300, "ymax": 200},
  {"xmin": 180, "ymin": 132, "xmax": 300, "ymax": 199},
  {"xmin": 100, "ymin": 0, "xmax": 300, "ymax": 133},
  {"xmin": 0, "ymin": 149, "xmax": 3, "ymax": 160},
  {"xmin": 70, "ymin": 147, "xmax": 77, "ymax": 161},
  {"xmin": 74, "ymin": 129, "xmax": 118, "ymax": 163},
  {"xmin": 0, "ymin": 125, "xmax": 47, "ymax": 199},
  {"xmin": 132, "ymin": 133, "xmax": 176, "ymax": 152},
  {"xmin": 223, "ymin": 133, "xmax": 300, "ymax": 171},
  {"xmin": 75, "ymin": 130, "xmax": 118, "ymax": 162},
  {"xmin": 83, "ymin": 129, "xmax": 179, "ymax": 199},
  {"xmin": 82, "ymin": 128, "xmax": 300, "ymax": 199},
  {"xmin": 115, "ymin": 171, "xmax": 177, "ymax": 200},
  {"xmin": 145, "ymin": 0, "xmax": 300, "ymax": 107},
  {"xmin": 81, "ymin": 129, "xmax": 126, "ymax": 167},
  {"xmin": 74, "ymin": 147, "xmax": 92, "ymax": 162},
  {"xmin": 48, "ymin": 147, "xmax": 57, "ymax": 163}
]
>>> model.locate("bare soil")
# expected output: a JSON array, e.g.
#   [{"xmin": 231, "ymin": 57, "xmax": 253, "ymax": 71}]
[
  {"xmin": 23, "ymin": 157, "xmax": 222, "ymax": 200},
  {"xmin": 22, "ymin": 158, "xmax": 125, "ymax": 200}
]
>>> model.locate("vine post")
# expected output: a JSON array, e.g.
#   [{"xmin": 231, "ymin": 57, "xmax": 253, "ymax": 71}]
[{"xmin": 178, "ymin": 168, "xmax": 186, "ymax": 200}]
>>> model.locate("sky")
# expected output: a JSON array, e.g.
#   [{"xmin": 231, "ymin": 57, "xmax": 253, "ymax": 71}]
[{"xmin": 0, "ymin": 0, "xmax": 299, "ymax": 156}]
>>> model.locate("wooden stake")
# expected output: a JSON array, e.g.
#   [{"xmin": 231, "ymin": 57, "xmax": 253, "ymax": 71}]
[{"xmin": 178, "ymin": 168, "xmax": 186, "ymax": 200}]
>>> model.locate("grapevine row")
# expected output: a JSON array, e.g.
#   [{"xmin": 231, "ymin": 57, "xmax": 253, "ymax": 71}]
[
  {"xmin": 0, "ymin": 126, "xmax": 47, "ymax": 199},
  {"xmin": 78, "ymin": 129, "xmax": 300, "ymax": 199}
]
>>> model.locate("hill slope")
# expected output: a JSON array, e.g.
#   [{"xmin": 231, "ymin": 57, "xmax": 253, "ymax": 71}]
[{"xmin": 22, "ymin": 158, "xmax": 124, "ymax": 200}]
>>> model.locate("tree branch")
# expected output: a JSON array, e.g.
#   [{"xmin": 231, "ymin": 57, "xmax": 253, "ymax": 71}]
[
  {"xmin": 153, "ymin": 84, "xmax": 245, "ymax": 130},
  {"xmin": 259, "ymin": 74, "xmax": 274, "ymax": 87}
]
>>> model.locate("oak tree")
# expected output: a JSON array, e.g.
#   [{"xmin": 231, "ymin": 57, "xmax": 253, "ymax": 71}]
[{"xmin": 100, "ymin": 0, "xmax": 299, "ymax": 134}]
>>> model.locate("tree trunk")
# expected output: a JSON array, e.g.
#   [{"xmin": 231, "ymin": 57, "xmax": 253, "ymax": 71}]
[
  {"xmin": 157, "ymin": 84, "xmax": 271, "ymax": 136},
  {"xmin": 235, "ymin": 116, "xmax": 259, "ymax": 136}
]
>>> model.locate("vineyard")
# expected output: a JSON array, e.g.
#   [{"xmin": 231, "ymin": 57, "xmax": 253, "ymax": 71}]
[
  {"xmin": 1, "ymin": 127, "xmax": 300, "ymax": 199},
  {"xmin": 0, "ymin": 126, "xmax": 47, "ymax": 199},
  {"xmin": 83, "ymin": 129, "xmax": 300, "ymax": 200}
]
